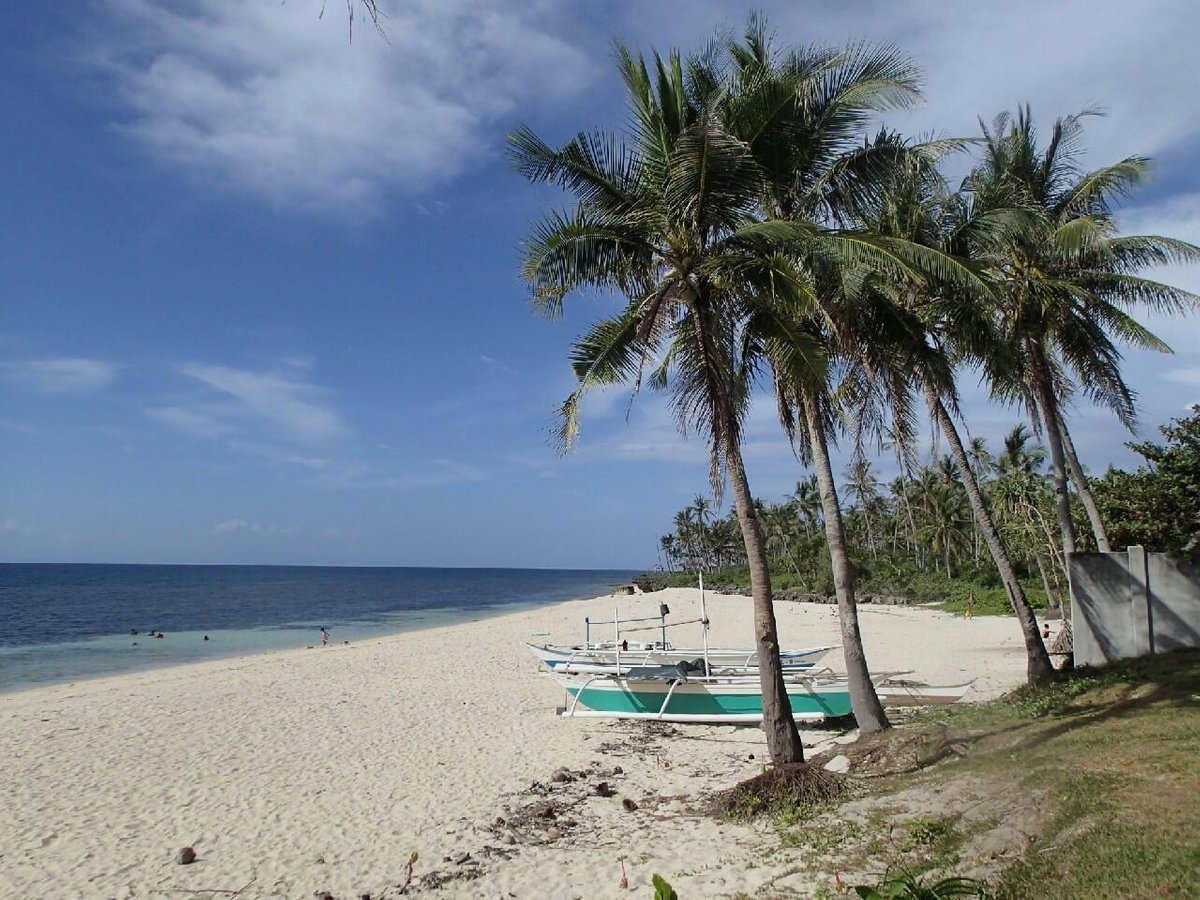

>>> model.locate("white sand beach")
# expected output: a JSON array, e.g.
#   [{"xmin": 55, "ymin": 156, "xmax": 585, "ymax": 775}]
[{"xmin": 0, "ymin": 589, "xmax": 1031, "ymax": 898}]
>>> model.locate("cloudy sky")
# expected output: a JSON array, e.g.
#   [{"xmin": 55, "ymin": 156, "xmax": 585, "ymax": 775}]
[{"xmin": 2, "ymin": 1, "xmax": 1197, "ymax": 568}]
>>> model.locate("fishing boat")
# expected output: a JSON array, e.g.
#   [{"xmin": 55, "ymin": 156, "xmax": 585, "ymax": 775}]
[
  {"xmin": 531, "ymin": 571, "xmax": 833, "ymax": 675},
  {"xmin": 550, "ymin": 667, "xmax": 869, "ymax": 723},
  {"xmin": 876, "ymin": 678, "xmax": 974, "ymax": 706},
  {"xmin": 526, "ymin": 640, "xmax": 834, "ymax": 674}
]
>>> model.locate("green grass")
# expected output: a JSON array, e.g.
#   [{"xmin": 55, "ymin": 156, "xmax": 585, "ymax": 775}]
[{"xmin": 861, "ymin": 650, "xmax": 1200, "ymax": 899}]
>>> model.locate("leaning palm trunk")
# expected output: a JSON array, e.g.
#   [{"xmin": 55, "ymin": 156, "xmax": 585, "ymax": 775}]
[
  {"xmin": 930, "ymin": 391, "xmax": 1054, "ymax": 681},
  {"xmin": 1060, "ymin": 426, "xmax": 1111, "ymax": 552},
  {"xmin": 800, "ymin": 393, "xmax": 890, "ymax": 733},
  {"xmin": 725, "ymin": 437, "xmax": 806, "ymax": 763},
  {"xmin": 1033, "ymin": 370, "xmax": 1077, "ymax": 557}
]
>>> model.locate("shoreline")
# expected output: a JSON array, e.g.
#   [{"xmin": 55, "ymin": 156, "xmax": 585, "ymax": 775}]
[
  {"xmin": 0, "ymin": 592, "xmax": 622, "ymax": 698},
  {"xmin": 0, "ymin": 588, "xmax": 1028, "ymax": 897}
]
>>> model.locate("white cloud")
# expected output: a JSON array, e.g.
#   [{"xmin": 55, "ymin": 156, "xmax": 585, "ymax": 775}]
[
  {"xmin": 214, "ymin": 518, "xmax": 299, "ymax": 535},
  {"xmin": 0, "ymin": 357, "xmax": 118, "ymax": 393},
  {"xmin": 181, "ymin": 363, "xmax": 347, "ymax": 440},
  {"xmin": 87, "ymin": 0, "xmax": 593, "ymax": 212},
  {"xmin": 144, "ymin": 405, "xmax": 233, "ymax": 438},
  {"xmin": 623, "ymin": 1, "xmax": 1200, "ymax": 170}
]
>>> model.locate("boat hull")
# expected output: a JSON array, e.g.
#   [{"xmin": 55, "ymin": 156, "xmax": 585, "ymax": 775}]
[
  {"xmin": 877, "ymin": 680, "xmax": 973, "ymax": 706},
  {"xmin": 553, "ymin": 672, "xmax": 855, "ymax": 723}
]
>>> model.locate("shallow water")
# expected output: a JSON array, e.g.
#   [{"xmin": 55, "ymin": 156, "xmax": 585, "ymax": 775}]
[{"xmin": 0, "ymin": 564, "xmax": 636, "ymax": 691}]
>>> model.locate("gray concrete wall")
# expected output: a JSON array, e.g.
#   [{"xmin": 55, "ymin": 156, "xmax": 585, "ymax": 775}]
[{"xmin": 1069, "ymin": 547, "xmax": 1200, "ymax": 666}]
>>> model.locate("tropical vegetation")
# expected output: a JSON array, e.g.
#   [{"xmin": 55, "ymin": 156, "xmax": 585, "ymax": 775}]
[
  {"xmin": 652, "ymin": 407, "xmax": 1199, "ymax": 606},
  {"xmin": 512, "ymin": 14, "xmax": 1198, "ymax": 760}
]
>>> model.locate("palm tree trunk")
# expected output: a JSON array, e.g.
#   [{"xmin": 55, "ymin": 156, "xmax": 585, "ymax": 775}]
[
  {"xmin": 1034, "ymin": 372, "xmax": 1077, "ymax": 557},
  {"xmin": 724, "ymin": 436, "xmax": 805, "ymax": 764},
  {"xmin": 1060, "ymin": 425, "xmax": 1111, "ymax": 552},
  {"xmin": 931, "ymin": 393, "xmax": 1054, "ymax": 681},
  {"xmin": 1036, "ymin": 554, "xmax": 1056, "ymax": 611},
  {"xmin": 800, "ymin": 392, "xmax": 889, "ymax": 733}
]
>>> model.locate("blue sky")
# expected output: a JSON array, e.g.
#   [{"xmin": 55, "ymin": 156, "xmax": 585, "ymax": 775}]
[{"xmin": 2, "ymin": 1, "xmax": 1198, "ymax": 569}]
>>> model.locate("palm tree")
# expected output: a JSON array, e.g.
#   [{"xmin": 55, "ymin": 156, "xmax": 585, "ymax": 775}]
[
  {"xmin": 707, "ymin": 19, "xmax": 973, "ymax": 734},
  {"xmin": 851, "ymin": 136, "xmax": 1057, "ymax": 680},
  {"xmin": 790, "ymin": 476, "xmax": 823, "ymax": 535},
  {"xmin": 967, "ymin": 107, "xmax": 1200, "ymax": 556},
  {"xmin": 843, "ymin": 457, "xmax": 882, "ymax": 559},
  {"xmin": 510, "ymin": 41, "xmax": 820, "ymax": 764},
  {"xmin": 967, "ymin": 436, "xmax": 995, "ymax": 483},
  {"xmin": 919, "ymin": 481, "xmax": 970, "ymax": 576},
  {"xmin": 659, "ymin": 534, "xmax": 678, "ymax": 572},
  {"xmin": 692, "ymin": 495, "xmax": 713, "ymax": 569}
]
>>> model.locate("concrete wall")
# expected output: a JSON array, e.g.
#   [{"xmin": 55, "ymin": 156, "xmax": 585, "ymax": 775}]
[{"xmin": 1070, "ymin": 547, "xmax": 1200, "ymax": 667}]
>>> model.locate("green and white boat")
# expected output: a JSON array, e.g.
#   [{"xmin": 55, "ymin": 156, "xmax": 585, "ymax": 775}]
[{"xmin": 550, "ymin": 667, "xmax": 865, "ymax": 723}]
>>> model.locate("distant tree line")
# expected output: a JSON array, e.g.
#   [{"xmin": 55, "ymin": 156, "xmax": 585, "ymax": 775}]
[{"xmin": 656, "ymin": 408, "xmax": 1200, "ymax": 603}]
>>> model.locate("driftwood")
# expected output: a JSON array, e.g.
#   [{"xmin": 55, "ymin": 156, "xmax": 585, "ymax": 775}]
[{"xmin": 165, "ymin": 875, "xmax": 255, "ymax": 897}]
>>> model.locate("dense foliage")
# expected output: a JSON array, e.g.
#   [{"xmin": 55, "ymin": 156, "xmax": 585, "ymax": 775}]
[
  {"xmin": 653, "ymin": 424, "xmax": 1068, "ymax": 613},
  {"xmin": 1092, "ymin": 407, "xmax": 1200, "ymax": 555},
  {"xmin": 654, "ymin": 410, "xmax": 1200, "ymax": 609}
]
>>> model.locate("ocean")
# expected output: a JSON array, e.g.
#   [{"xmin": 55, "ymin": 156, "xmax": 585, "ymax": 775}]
[{"xmin": 0, "ymin": 563, "xmax": 637, "ymax": 693}]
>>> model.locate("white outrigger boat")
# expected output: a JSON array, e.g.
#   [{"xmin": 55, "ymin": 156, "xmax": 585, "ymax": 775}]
[
  {"xmin": 528, "ymin": 572, "xmax": 834, "ymax": 675},
  {"xmin": 876, "ymin": 678, "xmax": 974, "ymax": 706},
  {"xmin": 527, "ymin": 640, "xmax": 834, "ymax": 674},
  {"xmin": 537, "ymin": 573, "xmax": 971, "ymax": 724}
]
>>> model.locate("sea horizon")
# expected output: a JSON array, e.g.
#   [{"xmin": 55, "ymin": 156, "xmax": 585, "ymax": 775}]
[{"xmin": 0, "ymin": 562, "xmax": 640, "ymax": 693}]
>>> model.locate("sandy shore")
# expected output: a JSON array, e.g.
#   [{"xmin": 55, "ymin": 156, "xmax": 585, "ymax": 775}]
[{"xmin": 0, "ymin": 589, "xmax": 1031, "ymax": 898}]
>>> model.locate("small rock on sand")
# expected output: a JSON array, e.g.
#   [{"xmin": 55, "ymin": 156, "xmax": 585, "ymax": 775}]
[
  {"xmin": 824, "ymin": 754, "xmax": 851, "ymax": 774},
  {"xmin": 175, "ymin": 847, "xmax": 196, "ymax": 865}
]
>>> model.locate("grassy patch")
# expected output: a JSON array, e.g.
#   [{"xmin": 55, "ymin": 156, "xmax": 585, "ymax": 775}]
[{"xmin": 781, "ymin": 650, "xmax": 1200, "ymax": 898}]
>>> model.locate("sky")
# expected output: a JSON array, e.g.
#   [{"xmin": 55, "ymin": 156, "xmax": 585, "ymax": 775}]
[{"xmin": 1, "ymin": 1, "xmax": 1198, "ymax": 569}]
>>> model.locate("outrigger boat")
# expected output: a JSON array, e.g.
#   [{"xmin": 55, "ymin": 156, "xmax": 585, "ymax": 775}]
[
  {"xmin": 550, "ymin": 666, "xmax": 870, "ymax": 723},
  {"xmin": 529, "ymin": 571, "xmax": 834, "ymax": 675},
  {"xmin": 550, "ymin": 667, "xmax": 971, "ymax": 722},
  {"xmin": 526, "ymin": 641, "xmax": 834, "ymax": 675},
  {"xmin": 876, "ymin": 678, "xmax": 974, "ymax": 706},
  {"xmin": 538, "ymin": 573, "xmax": 971, "ymax": 724}
]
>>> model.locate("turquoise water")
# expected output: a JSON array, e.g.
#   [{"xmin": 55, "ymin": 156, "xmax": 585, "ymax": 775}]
[{"xmin": 0, "ymin": 564, "xmax": 636, "ymax": 692}]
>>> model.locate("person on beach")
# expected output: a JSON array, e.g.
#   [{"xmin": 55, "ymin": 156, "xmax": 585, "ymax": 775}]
[
  {"xmin": 1042, "ymin": 622, "xmax": 1051, "ymax": 640},
  {"xmin": 321, "ymin": 627, "xmax": 330, "ymax": 646}
]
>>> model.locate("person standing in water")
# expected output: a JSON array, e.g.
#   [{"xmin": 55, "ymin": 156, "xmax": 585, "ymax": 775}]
[{"xmin": 320, "ymin": 627, "xmax": 330, "ymax": 646}]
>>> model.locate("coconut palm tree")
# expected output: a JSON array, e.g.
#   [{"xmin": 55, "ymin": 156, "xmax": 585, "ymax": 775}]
[
  {"xmin": 966, "ymin": 107, "xmax": 1200, "ymax": 555},
  {"xmin": 707, "ymin": 19, "xmax": 969, "ymax": 733},
  {"xmin": 919, "ymin": 481, "xmax": 971, "ymax": 576},
  {"xmin": 692, "ymin": 495, "xmax": 713, "ymax": 569},
  {"xmin": 790, "ymin": 476, "xmax": 823, "ymax": 535},
  {"xmin": 845, "ymin": 135, "xmax": 1058, "ymax": 679},
  {"xmin": 509, "ymin": 41, "xmax": 826, "ymax": 764},
  {"xmin": 843, "ymin": 457, "xmax": 883, "ymax": 559}
]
